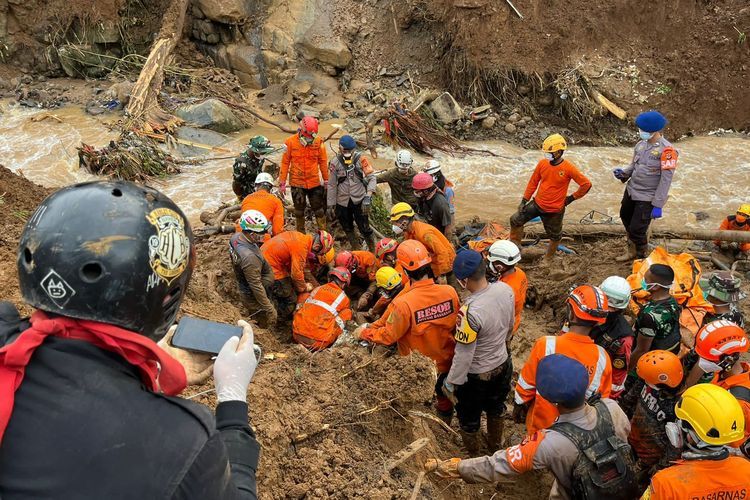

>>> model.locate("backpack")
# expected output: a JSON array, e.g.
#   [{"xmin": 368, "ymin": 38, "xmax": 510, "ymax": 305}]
[{"xmin": 551, "ymin": 400, "xmax": 640, "ymax": 500}]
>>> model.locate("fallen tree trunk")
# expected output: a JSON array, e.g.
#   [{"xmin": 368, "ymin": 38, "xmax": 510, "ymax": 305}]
[{"xmin": 525, "ymin": 224, "xmax": 750, "ymax": 243}]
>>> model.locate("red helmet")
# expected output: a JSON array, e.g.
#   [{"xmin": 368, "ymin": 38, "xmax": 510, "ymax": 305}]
[
  {"xmin": 299, "ymin": 116, "xmax": 319, "ymax": 139},
  {"xmin": 334, "ymin": 251, "xmax": 358, "ymax": 272},
  {"xmin": 328, "ymin": 266, "xmax": 351, "ymax": 287},
  {"xmin": 375, "ymin": 238, "xmax": 398, "ymax": 259},
  {"xmin": 695, "ymin": 320, "xmax": 748, "ymax": 362},
  {"xmin": 412, "ymin": 172, "xmax": 435, "ymax": 191},
  {"xmin": 567, "ymin": 285, "xmax": 609, "ymax": 325},
  {"xmin": 397, "ymin": 239, "xmax": 432, "ymax": 271}
]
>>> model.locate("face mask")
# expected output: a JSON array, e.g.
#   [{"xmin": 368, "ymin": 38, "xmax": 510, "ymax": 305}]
[
  {"xmin": 641, "ymin": 278, "xmax": 651, "ymax": 291},
  {"xmin": 736, "ymin": 218, "xmax": 748, "ymax": 226},
  {"xmin": 300, "ymin": 135, "xmax": 313, "ymax": 146},
  {"xmin": 698, "ymin": 357, "xmax": 724, "ymax": 373},
  {"xmin": 544, "ymin": 152, "xmax": 555, "ymax": 161},
  {"xmin": 391, "ymin": 224, "xmax": 403, "ymax": 235},
  {"xmin": 342, "ymin": 151, "xmax": 354, "ymax": 165},
  {"xmin": 457, "ymin": 279, "xmax": 468, "ymax": 290},
  {"xmin": 639, "ymin": 130, "xmax": 653, "ymax": 141},
  {"xmin": 665, "ymin": 421, "xmax": 683, "ymax": 449}
]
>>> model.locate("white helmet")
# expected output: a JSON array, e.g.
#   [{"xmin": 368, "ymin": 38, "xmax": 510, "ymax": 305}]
[
  {"xmin": 599, "ymin": 276, "xmax": 632, "ymax": 310},
  {"xmin": 254, "ymin": 172, "xmax": 274, "ymax": 186},
  {"xmin": 424, "ymin": 159, "xmax": 441, "ymax": 175},
  {"xmin": 487, "ymin": 240, "xmax": 521, "ymax": 266},
  {"xmin": 395, "ymin": 150, "xmax": 413, "ymax": 169},
  {"xmin": 239, "ymin": 209, "xmax": 270, "ymax": 233}
]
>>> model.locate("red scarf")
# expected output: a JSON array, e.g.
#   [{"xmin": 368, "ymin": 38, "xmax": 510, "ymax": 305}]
[{"xmin": 0, "ymin": 311, "xmax": 187, "ymax": 443}]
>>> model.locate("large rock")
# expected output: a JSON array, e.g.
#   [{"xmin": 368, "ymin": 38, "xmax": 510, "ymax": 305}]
[
  {"xmin": 429, "ymin": 92, "xmax": 463, "ymax": 124},
  {"xmin": 90, "ymin": 20, "xmax": 120, "ymax": 44},
  {"xmin": 57, "ymin": 44, "xmax": 115, "ymax": 78},
  {"xmin": 226, "ymin": 44, "xmax": 266, "ymax": 89},
  {"xmin": 196, "ymin": 0, "xmax": 252, "ymax": 23},
  {"xmin": 296, "ymin": 31, "xmax": 351, "ymax": 69},
  {"xmin": 175, "ymin": 99, "xmax": 243, "ymax": 134},
  {"xmin": 175, "ymin": 126, "xmax": 231, "ymax": 157}
]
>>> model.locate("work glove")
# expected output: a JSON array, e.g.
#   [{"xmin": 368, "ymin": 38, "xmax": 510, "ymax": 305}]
[
  {"xmin": 356, "ymin": 294, "xmax": 370, "ymax": 311},
  {"xmin": 327, "ymin": 206, "xmax": 337, "ymax": 220},
  {"xmin": 362, "ymin": 196, "xmax": 372, "ymax": 216},
  {"xmin": 424, "ymin": 458, "xmax": 462, "ymax": 479},
  {"xmin": 518, "ymin": 198, "xmax": 529, "ymax": 213},
  {"xmin": 352, "ymin": 323, "xmax": 368, "ymax": 341},
  {"xmin": 564, "ymin": 195, "xmax": 575, "ymax": 206},
  {"xmin": 214, "ymin": 320, "xmax": 258, "ymax": 403},
  {"xmin": 612, "ymin": 168, "xmax": 626, "ymax": 180},
  {"xmin": 512, "ymin": 401, "xmax": 530, "ymax": 424},
  {"xmin": 442, "ymin": 380, "xmax": 458, "ymax": 405},
  {"xmin": 305, "ymin": 282, "xmax": 314, "ymax": 292},
  {"xmin": 157, "ymin": 325, "xmax": 214, "ymax": 385},
  {"xmin": 279, "ymin": 182, "xmax": 287, "ymax": 196},
  {"xmin": 651, "ymin": 206, "xmax": 663, "ymax": 219}
]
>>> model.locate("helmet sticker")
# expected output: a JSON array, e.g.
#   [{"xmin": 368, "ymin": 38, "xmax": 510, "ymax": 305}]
[
  {"xmin": 40, "ymin": 269, "xmax": 76, "ymax": 308},
  {"xmin": 146, "ymin": 208, "xmax": 190, "ymax": 285}
]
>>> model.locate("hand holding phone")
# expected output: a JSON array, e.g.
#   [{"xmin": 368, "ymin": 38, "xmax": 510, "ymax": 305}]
[
  {"xmin": 157, "ymin": 325, "xmax": 214, "ymax": 385},
  {"xmin": 214, "ymin": 320, "xmax": 257, "ymax": 403}
]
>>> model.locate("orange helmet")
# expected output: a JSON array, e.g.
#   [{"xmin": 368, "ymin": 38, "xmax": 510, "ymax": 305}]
[
  {"xmin": 397, "ymin": 240, "xmax": 432, "ymax": 271},
  {"xmin": 334, "ymin": 251, "xmax": 357, "ymax": 272},
  {"xmin": 328, "ymin": 266, "xmax": 351, "ymax": 287},
  {"xmin": 695, "ymin": 320, "xmax": 748, "ymax": 362},
  {"xmin": 314, "ymin": 230, "xmax": 334, "ymax": 255},
  {"xmin": 375, "ymin": 238, "xmax": 398, "ymax": 259},
  {"xmin": 566, "ymin": 285, "xmax": 609, "ymax": 325},
  {"xmin": 637, "ymin": 350, "xmax": 684, "ymax": 388}
]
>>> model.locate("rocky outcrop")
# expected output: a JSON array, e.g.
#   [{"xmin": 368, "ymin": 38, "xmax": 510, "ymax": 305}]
[
  {"xmin": 195, "ymin": 0, "xmax": 253, "ymax": 23},
  {"xmin": 429, "ymin": 92, "xmax": 463, "ymax": 124},
  {"xmin": 175, "ymin": 99, "xmax": 244, "ymax": 133},
  {"xmin": 226, "ymin": 43, "xmax": 267, "ymax": 88},
  {"xmin": 296, "ymin": 30, "xmax": 352, "ymax": 70}
]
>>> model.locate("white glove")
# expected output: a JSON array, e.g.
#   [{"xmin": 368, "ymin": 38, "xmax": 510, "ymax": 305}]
[{"xmin": 214, "ymin": 320, "xmax": 258, "ymax": 403}]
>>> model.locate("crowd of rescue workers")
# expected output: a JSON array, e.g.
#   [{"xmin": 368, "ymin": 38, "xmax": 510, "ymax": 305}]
[{"xmin": 1, "ymin": 109, "xmax": 749, "ymax": 499}]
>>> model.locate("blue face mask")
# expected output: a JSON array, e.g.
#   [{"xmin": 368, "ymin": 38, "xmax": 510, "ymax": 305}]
[
  {"xmin": 641, "ymin": 278, "xmax": 651, "ymax": 291},
  {"xmin": 639, "ymin": 130, "xmax": 653, "ymax": 141}
]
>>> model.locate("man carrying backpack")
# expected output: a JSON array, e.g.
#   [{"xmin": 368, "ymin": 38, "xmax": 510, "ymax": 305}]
[
  {"xmin": 425, "ymin": 354, "xmax": 639, "ymax": 500},
  {"xmin": 327, "ymin": 135, "xmax": 377, "ymax": 251}
]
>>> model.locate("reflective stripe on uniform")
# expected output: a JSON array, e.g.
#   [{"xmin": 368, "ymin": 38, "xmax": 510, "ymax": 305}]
[
  {"xmin": 305, "ymin": 289, "xmax": 347, "ymax": 332},
  {"xmin": 586, "ymin": 345, "xmax": 608, "ymax": 397},
  {"xmin": 612, "ymin": 382, "xmax": 626, "ymax": 393},
  {"xmin": 544, "ymin": 336, "xmax": 556, "ymax": 356},
  {"xmin": 517, "ymin": 374, "xmax": 534, "ymax": 390}
]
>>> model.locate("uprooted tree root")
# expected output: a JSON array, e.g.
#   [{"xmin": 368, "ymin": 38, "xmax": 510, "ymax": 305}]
[{"xmin": 77, "ymin": 133, "xmax": 181, "ymax": 182}]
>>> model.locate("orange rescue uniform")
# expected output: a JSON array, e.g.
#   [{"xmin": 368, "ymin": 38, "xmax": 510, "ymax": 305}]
[
  {"xmin": 712, "ymin": 362, "xmax": 750, "ymax": 447},
  {"xmin": 500, "ymin": 267, "xmax": 528, "ymax": 333},
  {"xmin": 280, "ymin": 134, "xmax": 328, "ymax": 189},
  {"xmin": 261, "ymin": 231, "xmax": 312, "ymax": 292},
  {"xmin": 237, "ymin": 190, "xmax": 285, "ymax": 236},
  {"xmin": 715, "ymin": 216, "xmax": 750, "ymax": 253},
  {"xmin": 522, "ymin": 159, "xmax": 592, "ymax": 213},
  {"xmin": 292, "ymin": 282, "xmax": 352, "ymax": 350},
  {"xmin": 515, "ymin": 332, "xmax": 613, "ymax": 434},
  {"xmin": 360, "ymin": 279, "xmax": 458, "ymax": 372},
  {"xmin": 643, "ymin": 456, "xmax": 750, "ymax": 499},
  {"xmin": 404, "ymin": 221, "xmax": 456, "ymax": 277},
  {"xmin": 352, "ymin": 250, "xmax": 378, "ymax": 281}
]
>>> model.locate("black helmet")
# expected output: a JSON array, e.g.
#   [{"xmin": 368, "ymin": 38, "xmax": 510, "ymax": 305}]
[{"xmin": 17, "ymin": 181, "xmax": 194, "ymax": 341}]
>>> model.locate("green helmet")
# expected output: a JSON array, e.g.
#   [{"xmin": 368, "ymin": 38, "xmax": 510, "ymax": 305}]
[
  {"xmin": 239, "ymin": 210, "xmax": 270, "ymax": 233},
  {"xmin": 248, "ymin": 136, "xmax": 274, "ymax": 155}
]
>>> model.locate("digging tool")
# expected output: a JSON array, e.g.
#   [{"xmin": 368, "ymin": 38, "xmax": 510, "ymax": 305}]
[{"xmin": 505, "ymin": 0, "xmax": 524, "ymax": 19}]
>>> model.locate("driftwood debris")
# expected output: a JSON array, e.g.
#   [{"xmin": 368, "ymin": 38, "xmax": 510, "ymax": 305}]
[
  {"xmin": 383, "ymin": 438, "xmax": 430, "ymax": 475},
  {"xmin": 591, "ymin": 90, "xmax": 627, "ymax": 120},
  {"xmin": 219, "ymin": 98, "xmax": 296, "ymax": 134},
  {"xmin": 525, "ymin": 223, "xmax": 750, "ymax": 243},
  {"xmin": 409, "ymin": 471, "xmax": 426, "ymax": 500}
]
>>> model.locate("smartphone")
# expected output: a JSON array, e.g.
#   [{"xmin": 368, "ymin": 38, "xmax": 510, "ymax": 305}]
[{"xmin": 172, "ymin": 316, "xmax": 244, "ymax": 355}]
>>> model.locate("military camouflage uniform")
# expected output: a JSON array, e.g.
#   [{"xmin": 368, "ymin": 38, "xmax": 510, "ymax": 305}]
[{"xmin": 232, "ymin": 153, "xmax": 265, "ymax": 199}]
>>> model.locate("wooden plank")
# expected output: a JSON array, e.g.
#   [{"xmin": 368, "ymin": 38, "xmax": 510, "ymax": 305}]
[
  {"xmin": 383, "ymin": 437, "xmax": 430, "ymax": 474},
  {"xmin": 592, "ymin": 90, "xmax": 627, "ymax": 120}
]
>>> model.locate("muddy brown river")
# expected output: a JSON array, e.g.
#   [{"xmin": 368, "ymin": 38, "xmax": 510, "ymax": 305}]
[{"xmin": 2, "ymin": 103, "xmax": 748, "ymax": 231}]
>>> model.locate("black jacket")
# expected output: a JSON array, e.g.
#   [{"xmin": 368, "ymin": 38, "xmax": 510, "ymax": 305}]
[{"xmin": 0, "ymin": 304, "xmax": 259, "ymax": 500}]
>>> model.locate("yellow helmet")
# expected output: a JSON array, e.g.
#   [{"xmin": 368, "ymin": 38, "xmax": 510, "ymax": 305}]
[
  {"xmin": 737, "ymin": 204, "xmax": 750, "ymax": 218},
  {"xmin": 674, "ymin": 384, "xmax": 745, "ymax": 446},
  {"xmin": 389, "ymin": 202, "xmax": 415, "ymax": 222},
  {"xmin": 375, "ymin": 266, "xmax": 402, "ymax": 291},
  {"xmin": 318, "ymin": 247, "xmax": 335, "ymax": 265},
  {"xmin": 542, "ymin": 134, "xmax": 567, "ymax": 153}
]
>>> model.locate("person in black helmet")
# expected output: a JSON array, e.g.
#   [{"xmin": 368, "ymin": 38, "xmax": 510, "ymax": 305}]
[{"xmin": 0, "ymin": 181, "xmax": 260, "ymax": 499}]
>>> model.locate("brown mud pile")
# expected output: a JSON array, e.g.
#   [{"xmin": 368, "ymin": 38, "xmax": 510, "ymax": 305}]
[{"xmin": 2, "ymin": 165, "xmax": 749, "ymax": 498}]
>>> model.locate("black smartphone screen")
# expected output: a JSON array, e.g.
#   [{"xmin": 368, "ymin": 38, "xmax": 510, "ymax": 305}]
[{"xmin": 171, "ymin": 316, "xmax": 244, "ymax": 355}]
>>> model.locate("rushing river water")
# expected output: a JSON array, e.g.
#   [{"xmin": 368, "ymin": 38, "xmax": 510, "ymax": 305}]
[{"xmin": 2, "ymin": 103, "xmax": 749, "ymax": 231}]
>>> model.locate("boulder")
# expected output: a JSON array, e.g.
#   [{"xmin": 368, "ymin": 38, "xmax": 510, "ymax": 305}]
[
  {"xmin": 91, "ymin": 20, "xmax": 120, "ymax": 44},
  {"xmin": 429, "ymin": 92, "xmax": 463, "ymax": 124},
  {"xmin": 344, "ymin": 117, "xmax": 364, "ymax": 132},
  {"xmin": 504, "ymin": 123, "xmax": 517, "ymax": 134},
  {"xmin": 481, "ymin": 116, "xmax": 497, "ymax": 129},
  {"xmin": 175, "ymin": 126, "xmax": 231, "ymax": 157},
  {"xmin": 196, "ymin": 0, "xmax": 252, "ymax": 23},
  {"xmin": 508, "ymin": 112, "xmax": 521, "ymax": 123},
  {"xmin": 226, "ymin": 44, "xmax": 266, "ymax": 89},
  {"xmin": 296, "ymin": 31, "xmax": 351, "ymax": 69},
  {"xmin": 175, "ymin": 99, "xmax": 243, "ymax": 134},
  {"xmin": 57, "ymin": 44, "xmax": 115, "ymax": 78}
]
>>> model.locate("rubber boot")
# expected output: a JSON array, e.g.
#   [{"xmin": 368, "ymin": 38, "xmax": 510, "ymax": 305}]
[
  {"xmin": 295, "ymin": 215, "xmax": 307, "ymax": 234},
  {"xmin": 635, "ymin": 244, "xmax": 649, "ymax": 259},
  {"xmin": 346, "ymin": 231, "xmax": 361, "ymax": 250},
  {"xmin": 315, "ymin": 214, "xmax": 327, "ymax": 232},
  {"xmin": 615, "ymin": 240, "xmax": 636, "ymax": 262},
  {"xmin": 486, "ymin": 415, "xmax": 504, "ymax": 452},
  {"xmin": 365, "ymin": 234, "xmax": 376, "ymax": 252},
  {"xmin": 509, "ymin": 226, "xmax": 524, "ymax": 246},
  {"xmin": 459, "ymin": 430, "xmax": 483, "ymax": 457},
  {"xmin": 544, "ymin": 239, "xmax": 560, "ymax": 261}
]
